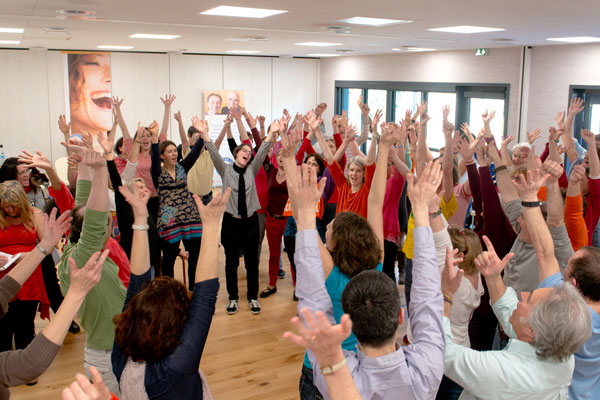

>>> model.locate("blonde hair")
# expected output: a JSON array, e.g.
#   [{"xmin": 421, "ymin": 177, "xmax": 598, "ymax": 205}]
[
  {"xmin": 447, "ymin": 226, "xmax": 482, "ymax": 275},
  {"xmin": 345, "ymin": 156, "xmax": 367, "ymax": 184},
  {"xmin": 0, "ymin": 180, "xmax": 36, "ymax": 231},
  {"xmin": 125, "ymin": 178, "xmax": 145, "ymax": 194}
]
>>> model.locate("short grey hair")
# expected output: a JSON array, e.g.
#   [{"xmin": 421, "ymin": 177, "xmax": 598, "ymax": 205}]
[
  {"xmin": 511, "ymin": 142, "xmax": 531, "ymax": 156},
  {"xmin": 529, "ymin": 283, "xmax": 591, "ymax": 362},
  {"xmin": 344, "ymin": 156, "xmax": 367, "ymax": 182}
]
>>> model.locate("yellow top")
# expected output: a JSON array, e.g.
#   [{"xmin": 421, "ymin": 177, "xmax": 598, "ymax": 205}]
[{"xmin": 183, "ymin": 148, "xmax": 214, "ymax": 196}]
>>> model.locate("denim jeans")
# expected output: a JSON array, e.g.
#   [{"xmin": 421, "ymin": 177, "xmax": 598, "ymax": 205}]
[{"xmin": 299, "ymin": 364, "xmax": 324, "ymax": 400}]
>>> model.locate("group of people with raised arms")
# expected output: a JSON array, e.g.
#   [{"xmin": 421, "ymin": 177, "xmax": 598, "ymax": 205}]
[{"xmin": 0, "ymin": 93, "xmax": 598, "ymax": 400}]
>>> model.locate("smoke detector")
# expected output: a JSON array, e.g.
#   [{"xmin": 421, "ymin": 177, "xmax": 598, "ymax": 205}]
[
  {"xmin": 322, "ymin": 26, "xmax": 350, "ymax": 34},
  {"xmin": 56, "ymin": 9, "xmax": 96, "ymax": 20}
]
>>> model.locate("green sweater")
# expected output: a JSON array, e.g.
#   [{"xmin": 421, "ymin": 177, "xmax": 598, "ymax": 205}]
[{"xmin": 57, "ymin": 179, "xmax": 126, "ymax": 351}]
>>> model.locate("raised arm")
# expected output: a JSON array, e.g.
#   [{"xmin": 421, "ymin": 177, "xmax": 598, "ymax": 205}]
[
  {"xmin": 58, "ymin": 114, "xmax": 72, "ymax": 148},
  {"xmin": 214, "ymin": 113, "xmax": 233, "ymax": 151},
  {"xmin": 442, "ymin": 105, "xmax": 455, "ymax": 202},
  {"xmin": 565, "ymin": 165, "xmax": 588, "ymax": 251},
  {"xmin": 111, "ymin": 97, "xmax": 131, "ymax": 141},
  {"xmin": 198, "ymin": 118, "xmax": 227, "ymax": 177},
  {"xmin": 159, "ymin": 94, "xmax": 176, "ymax": 140},
  {"xmin": 486, "ymin": 141, "xmax": 519, "ymax": 204},
  {"xmin": 474, "ymin": 236, "xmax": 513, "ymax": 304},
  {"xmin": 18, "ymin": 150, "xmax": 63, "ymax": 191},
  {"xmin": 582, "ymin": 129, "xmax": 600, "ymax": 177},
  {"xmin": 174, "ymin": 111, "xmax": 189, "ymax": 154},
  {"xmin": 563, "ymin": 98, "xmax": 585, "ymax": 163},
  {"xmin": 500, "ymin": 135, "xmax": 514, "ymax": 167},
  {"xmin": 230, "ymin": 106, "xmax": 249, "ymax": 142},
  {"xmin": 148, "ymin": 121, "xmax": 161, "ymax": 190},
  {"xmin": 356, "ymin": 95, "xmax": 370, "ymax": 146},
  {"xmin": 365, "ymin": 122, "xmax": 378, "ymax": 166}
]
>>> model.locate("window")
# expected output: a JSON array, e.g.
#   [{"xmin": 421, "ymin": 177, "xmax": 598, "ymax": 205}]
[{"xmin": 394, "ymin": 91, "xmax": 422, "ymax": 123}]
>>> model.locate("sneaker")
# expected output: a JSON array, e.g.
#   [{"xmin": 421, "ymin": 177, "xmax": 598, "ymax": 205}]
[
  {"xmin": 259, "ymin": 286, "xmax": 277, "ymax": 298},
  {"xmin": 69, "ymin": 321, "xmax": 81, "ymax": 334},
  {"xmin": 248, "ymin": 299, "xmax": 261, "ymax": 315},
  {"xmin": 278, "ymin": 269, "xmax": 285, "ymax": 279},
  {"xmin": 226, "ymin": 300, "xmax": 239, "ymax": 315}
]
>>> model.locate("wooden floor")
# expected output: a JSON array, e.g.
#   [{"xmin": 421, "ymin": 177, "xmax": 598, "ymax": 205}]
[{"xmin": 10, "ymin": 240, "xmax": 407, "ymax": 400}]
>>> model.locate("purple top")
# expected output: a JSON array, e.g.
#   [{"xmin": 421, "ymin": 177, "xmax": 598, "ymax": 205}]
[{"xmin": 295, "ymin": 227, "xmax": 445, "ymax": 399}]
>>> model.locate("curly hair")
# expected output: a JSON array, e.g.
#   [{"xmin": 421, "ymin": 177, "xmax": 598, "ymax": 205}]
[
  {"xmin": 113, "ymin": 276, "xmax": 191, "ymax": 363},
  {"xmin": 330, "ymin": 212, "xmax": 381, "ymax": 278}
]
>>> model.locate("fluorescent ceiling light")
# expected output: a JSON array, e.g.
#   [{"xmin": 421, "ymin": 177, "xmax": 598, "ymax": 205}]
[
  {"xmin": 295, "ymin": 42, "xmax": 341, "ymax": 47},
  {"xmin": 307, "ymin": 54, "xmax": 340, "ymax": 57},
  {"xmin": 547, "ymin": 36, "xmax": 600, "ymax": 43},
  {"xmin": 130, "ymin": 33, "xmax": 180, "ymax": 40},
  {"xmin": 428, "ymin": 25, "xmax": 505, "ymax": 34},
  {"xmin": 97, "ymin": 45, "xmax": 133, "ymax": 50},
  {"xmin": 200, "ymin": 6, "xmax": 286, "ymax": 18},
  {"xmin": 392, "ymin": 47, "xmax": 435, "ymax": 52},
  {"xmin": 0, "ymin": 40, "xmax": 20, "ymax": 44},
  {"xmin": 338, "ymin": 17, "xmax": 411, "ymax": 26},
  {"xmin": 0, "ymin": 28, "xmax": 24, "ymax": 33},
  {"xmin": 226, "ymin": 50, "xmax": 261, "ymax": 54}
]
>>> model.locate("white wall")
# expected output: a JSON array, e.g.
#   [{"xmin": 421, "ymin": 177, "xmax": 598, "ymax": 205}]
[{"xmin": 0, "ymin": 50, "xmax": 319, "ymax": 162}]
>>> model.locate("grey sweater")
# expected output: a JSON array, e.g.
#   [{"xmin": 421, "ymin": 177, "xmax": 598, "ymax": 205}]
[
  {"xmin": 0, "ymin": 276, "xmax": 61, "ymax": 400},
  {"xmin": 205, "ymin": 140, "xmax": 273, "ymax": 217}
]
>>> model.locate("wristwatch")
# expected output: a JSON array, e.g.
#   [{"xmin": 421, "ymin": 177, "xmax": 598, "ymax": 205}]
[
  {"xmin": 521, "ymin": 200, "xmax": 542, "ymax": 208},
  {"xmin": 320, "ymin": 358, "xmax": 347, "ymax": 375}
]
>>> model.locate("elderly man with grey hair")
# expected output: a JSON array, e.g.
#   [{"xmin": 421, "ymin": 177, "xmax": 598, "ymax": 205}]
[{"xmin": 440, "ymin": 164, "xmax": 592, "ymax": 400}]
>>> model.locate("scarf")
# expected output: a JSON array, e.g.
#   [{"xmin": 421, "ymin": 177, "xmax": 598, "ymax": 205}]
[{"xmin": 233, "ymin": 163, "xmax": 248, "ymax": 218}]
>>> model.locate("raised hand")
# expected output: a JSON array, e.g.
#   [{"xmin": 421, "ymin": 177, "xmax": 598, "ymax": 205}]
[
  {"xmin": 542, "ymin": 159, "xmax": 563, "ymax": 182},
  {"xmin": 191, "ymin": 116, "xmax": 210, "ymax": 141},
  {"xmin": 286, "ymin": 163, "xmax": 327, "ymax": 218},
  {"xmin": 482, "ymin": 109, "xmax": 496, "ymax": 125},
  {"xmin": 581, "ymin": 129, "xmax": 597, "ymax": 147},
  {"xmin": 224, "ymin": 113, "xmax": 234, "ymax": 125},
  {"xmin": 458, "ymin": 137, "xmax": 475, "ymax": 162},
  {"xmin": 111, "ymin": 96, "xmax": 124, "ymax": 109},
  {"xmin": 97, "ymin": 132, "xmax": 114, "ymax": 155},
  {"xmin": 39, "ymin": 208, "xmax": 72, "ymax": 250},
  {"xmin": 315, "ymin": 103, "xmax": 327, "ymax": 117},
  {"xmin": 406, "ymin": 160, "xmax": 443, "ymax": 210},
  {"xmin": 61, "ymin": 138, "xmax": 86, "ymax": 156},
  {"xmin": 58, "ymin": 115, "xmax": 71, "ymax": 136},
  {"xmin": 61, "ymin": 366, "xmax": 111, "ymax": 400},
  {"xmin": 229, "ymin": 106, "xmax": 242, "ymax": 120},
  {"xmin": 147, "ymin": 120, "xmax": 159, "ymax": 138},
  {"xmin": 68, "ymin": 250, "xmax": 108, "ymax": 295},
  {"xmin": 460, "ymin": 122, "xmax": 471, "ymax": 138},
  {"xmin": 554, "ymin": 111, "xmax": 566, "ymax": 128},
  {"xmin": 304, "ymin": 111, "xmax": 322, "ymax": 132},
  {"xmin": 193, "ymin": 187, "xmax": 231, "ymax": 227},
  {"xmin": 357, "ymin": 95, "xmax": 369, "ymax": 115},
  {"xmin": 340, "ymin": 110, "xmax": 348, "ymax": 128},
  {"xmin": 257, "ymin": 115, "xmax": 266, "ymax": 126},
  {"xmin": 548, "ymin": 126, "xmax": 563, "ymax": 143},
  {"xmin": 80, "ymin": 132, "xmax": 93, "ymax": 150},
  {"xmin": 569, "ymin": 164, "xmax": 586, "ymax": 184},
  {"xmin": 415, "ymin": 101, "xmax": 427, "ymax": 119},
  {"xmin": 568, "ymin": 97, "xmax": 584, "ymax": 118},
  {"xmin": 344, "ymin": 124, "xmax": 357, "ymax": 141},
  {"xmin": 118, "ymin": 185, "xmax": 150, "ymax": 218},
  {"xmin": 174, "ymin": 111, "xmax": 183, "ymax": 124},
  {"xmin": 442, "ymin": 104, "xmax": 451, "ymax": 120},
  {"xmin": 160, "ymin": 94, "xmax": 176, "ymax": 106},
  {"xmin": 441, "ymin": 247, "xmax": 465, "ymax": 296},
  {"xmin": 18, "ymin": 150, "xmax": 53, "ymax": 171},
  {"xmin": 501, "ymin": 135, "xmax": 514, "ymax": 149},
  {"xmin": 283, "ymin": 308, "xmax": 351, "ymax": 365},
  {"xmin": 527, "ymin": 128, "xmax": 541, "ymax": 145},
  {"xmin": 80, "ymin": 149, "xmax": 106, "ymax": 169},
  {"xmin": 474, "ymin": 236, "xmax": 513, "ymax": 278},
  {"xmin": 372, "ymin": 109, "xmax": 383, "ymax": 133},
  {"xmin": 511, "ymin": 161, "xmax": 549, "ymax": 201}
]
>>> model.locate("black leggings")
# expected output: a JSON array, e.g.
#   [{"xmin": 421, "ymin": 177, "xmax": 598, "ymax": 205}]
[
  {"xmin": 0, "ymin": 300, "xmax": 39, "ymax": 351},
  {"xmin": 161, "ymin": 237, "xmax": 202, "ymax": 291},
  {"xmin": 382, "ymin": 240, "xmax": 399, "ymax": 282},
  {"xmin": 41, "ymin": 254, "xmax": 64, "ymax": 312}
]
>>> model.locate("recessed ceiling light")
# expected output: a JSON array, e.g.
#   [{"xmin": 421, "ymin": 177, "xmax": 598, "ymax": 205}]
[
  {"xmin": 200, "ymin": 6, "xmax": 286, "ymax": 18},
  {"xmin": 0, "ymin": 28, "xmax": 23, "ymax": 33},
  {"xmin": 97, "ymin": 45, "xmax": 133, "ymax": 50},
  {"xmin": 307, "ymin": 53, "xmax": 340, "ymax": 57},
  {"xmin": 392, "ymin": 46, "xmax": 436, "ymax": 52},
  {"xmin": 226, "ymin": 50, "xmax": 261, "ymax": 54},
  {"xmin": 0, "ymin": 40, "xmax": 20, "ymax": 44},
  {"xmin": 428, "ymin": 25, "xmax": 505, "ymax": 34},
  {"xmin": 295, "ymin": 42, "xmax": 342, "ymax": 47},
  {"xmin": 130, "ymin": 33, "xmax": 180, "ymax": 40},
  {"xmin": 547, "ymin": 36, "xmax": 600, "ymax": 43},
  {"xmin": 338, "ymin": 17, "xmax": 412, "ymax": 26}
]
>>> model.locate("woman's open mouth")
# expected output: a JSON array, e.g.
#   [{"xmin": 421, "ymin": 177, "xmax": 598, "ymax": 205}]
[{"xmin": 91, "ymin": 91, "xmax": 112, "ymax": 109}]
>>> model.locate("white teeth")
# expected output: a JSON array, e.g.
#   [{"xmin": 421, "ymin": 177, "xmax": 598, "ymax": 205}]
[{"xmin": 91, "ymin": 92, "xmax": 111, "ymax": 100}]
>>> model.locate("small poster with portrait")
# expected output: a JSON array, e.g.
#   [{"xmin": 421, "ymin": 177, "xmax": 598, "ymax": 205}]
[
  {"xmin": 64, "ymin": 51, "xmax": 112, "ymax": 140},
  {"xmin": 203, "ymin": 90, "xmax": 246, "ymax": 187}
]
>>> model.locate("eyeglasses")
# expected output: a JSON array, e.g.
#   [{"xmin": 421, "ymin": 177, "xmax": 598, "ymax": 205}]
[{"xmin": 238, "ymin": 147, "xmax": 252, "ymax": 154}]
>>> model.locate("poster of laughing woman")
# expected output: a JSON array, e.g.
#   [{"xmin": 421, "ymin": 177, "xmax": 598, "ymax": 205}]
[{"xmin": 65, "ymin": 52, "xmax": 112, "ymax": 139}]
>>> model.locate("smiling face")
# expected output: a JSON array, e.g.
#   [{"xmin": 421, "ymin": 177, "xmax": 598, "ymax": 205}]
[
  {"xmin": 139, "ymin": 129, "xmax": 152, "ymax": 152},
  {"xmin": 161, "ymin": 144, "xmax": 178, "ymax": 167},
  {"xmin": 206, "ymin": 94, "xmax": 222, "ymax": 115},
  {"xmin": 235, "ymin": 144, "xmax": 252, "ymax": 168},
  {"xmin": 16, "ymin": 164, "xmax": 30, "ymax": 188},
  {"xmin": 348, "ymin": 162, "xmax": 365, "ymax": 189},
  {"xmin": 509, "ymin": 287, "xmax": 552, "ymax": 342},
  {"xmin": 69, "ymin": 54, "xmax": 112, "ymax": 136},
  {"xmin": 227, "ymin": 92, "xmax": 240, "ymax": 110},
  {"xmin": 512, "ymin": 147, "xmax": 530, "ymax": 166}
]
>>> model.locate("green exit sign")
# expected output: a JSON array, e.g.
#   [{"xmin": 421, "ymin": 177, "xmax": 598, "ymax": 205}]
[{"xmin": 475, "ymin": 48, "xmax": 488, "ymax": 56}]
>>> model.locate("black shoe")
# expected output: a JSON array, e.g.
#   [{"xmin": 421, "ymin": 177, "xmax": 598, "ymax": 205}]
[
  {"xmin": 25, "ymin": 380, "xmax": 38, "ymax": 386},
  {"xmin": 69, "ymin": 321, "xmax": 80, "ymax": 334},
  {"xmin": 249, "ymin": 299, "xmax": 261, "ymax": 315},
  {"xmin": 226, "ymin": 300, "xmax": 239, "ymax": 315},
  {"xmin": 278, "ymin": 269, "xmax": 285, "ymax": 279},
  {"xmin": 260, "ymin": 286, "xmax": 277, "ymax": 298},
  {"xmin": 293, "ymin": 291, "xmax": 298, "ymax": 302}
]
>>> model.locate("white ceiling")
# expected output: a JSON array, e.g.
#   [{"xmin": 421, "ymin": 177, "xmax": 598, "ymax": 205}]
[{"xmin": 1, "ymin": 0, "xmax": 600, "ymax": 57}]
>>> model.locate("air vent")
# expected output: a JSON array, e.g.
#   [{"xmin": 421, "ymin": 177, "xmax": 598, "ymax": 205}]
[
  {"xmin": 42, "ymin": 27, "xmax": 72, "ymax": 35},
  {"xmin": 336, "ymin": 49, "xmax": 355, "ymax": 53},
  {"xmin": 322, "ymin": 26, "xmax": 350, "ymax": 34},
  {"xmin": 250, "ymin": 36, "xmax": 270, "ymax": 42},
  {"xmin": 57, "ymin": 9, "xmax": 95, "ymax": 16},
  {"xmin": 493, "ymin": 38, "xmax": 517, "ymax": 44}
]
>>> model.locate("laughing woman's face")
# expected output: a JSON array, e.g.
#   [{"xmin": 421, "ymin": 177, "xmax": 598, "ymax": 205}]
[{"xmin": 70, "ymin": 54, "xmax": 112, "ymax": 136}]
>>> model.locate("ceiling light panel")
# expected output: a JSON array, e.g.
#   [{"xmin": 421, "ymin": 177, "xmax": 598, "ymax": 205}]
[
  {"xmin": 295, "ymin": 42, "xmax": 341, "ymax": 47},
  {"xmin": 428, "ymin": 25, "xmax": 505, "ymax": 34},
  {"xmin": 338, "ymin": 17, "xmax": 412, "ymax": 26},
  {"xmin": 0, "ymin": 40, "xmax": 20, "ymax": 44},
  {"xmin": 546, "ymin": 36, "xmax": 600, "ymax": 43},
  {"xmin": 200, "ymin": 6, "xmax": 287, "ymax": 18},
  {"xmin": 130, "ymin": 34, "xmax": 180, "ymax": 40},
  {"xmin": 98, "ymin": 45, "xmax": 133, "ymax": 50},
  {"xmin": 0, "ymin": 28, "xmax": 24, "ymax": 33},
  {"xmin": 307, "ymin": 54, "xmax": 339, "ymax": 57}
]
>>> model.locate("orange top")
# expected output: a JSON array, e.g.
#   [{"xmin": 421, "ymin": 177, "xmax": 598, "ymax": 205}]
[
  {"xmin": 329, "ymin": 161, "xmax": 376, "ymax": 219},
  {"xmin": 564, "ymin": 194, "xmax": 588, "ymax": 251}
]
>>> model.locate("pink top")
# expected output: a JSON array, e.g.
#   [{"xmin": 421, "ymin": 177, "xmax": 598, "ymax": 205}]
[
  {"xmin": 383, "ymin": 172, "xmax": 406, "ymax": 245},
  {"xmin": 584, "ymin": 178, "xmax": 600, "ymax": 245},
  {"xmin": 114, "ymin": 155, "xmax": 127, "ymax": 174},
  {"xmin": 123, "ymin": 134, "xmax": 167, "ymax": 197},
  {"xmin": 448, "ymin": 183, "xmax": 471, "ymax": 227}
]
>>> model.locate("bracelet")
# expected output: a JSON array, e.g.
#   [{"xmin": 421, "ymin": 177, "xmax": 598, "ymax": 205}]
[
  {"xmin": 36, "ymin": 243, "xmax": 49, "ymax": 256},
  {"xmin": 320, "ymin": 357, "xmax": 347, "ymax": 375},
  {"xmin": 521, "ymin": 201, "xmax": 542, "ymax": 208},
  {"xmin": 494, "ymin": 165, "xmax": 507, "ymax": 173},
  {"xmin": 132, "ymin": 224, "xmax": 150, "ymax": 231},
  {"xmin": 443, "ymin": 293, "xmax": 453, "ymax": 305},
  {"xmin": 429, "ymin": 210, "xmax": 442, "ymax": 217}
]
